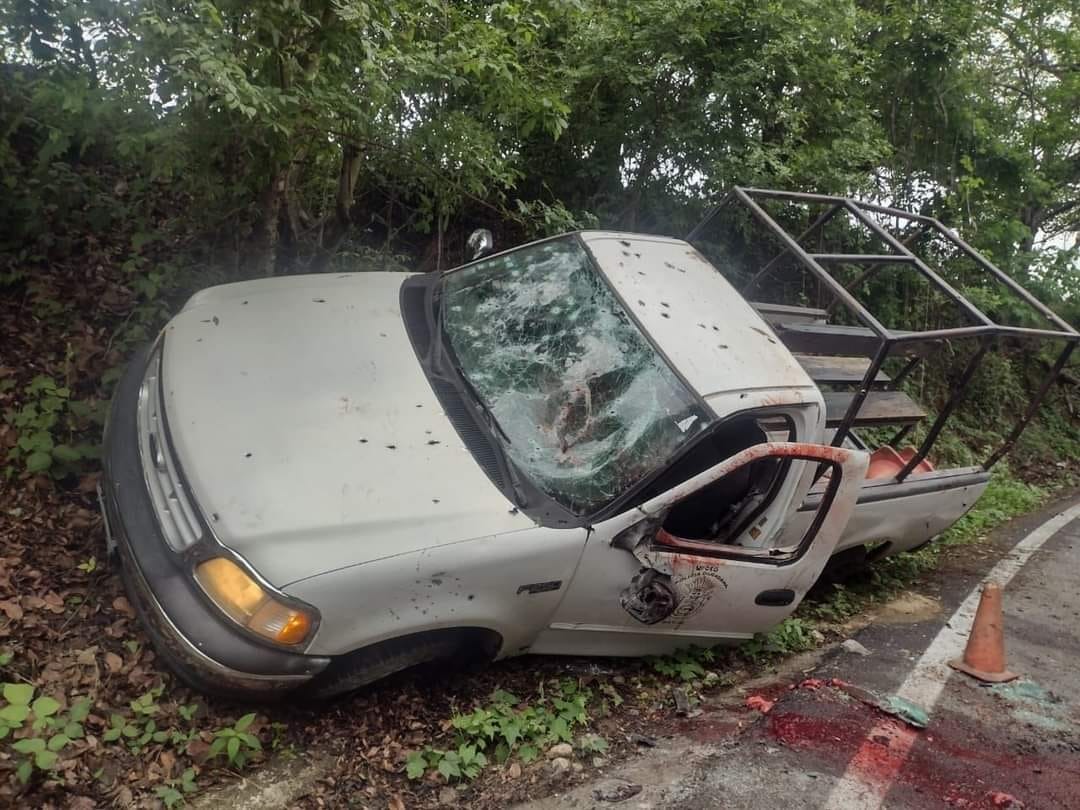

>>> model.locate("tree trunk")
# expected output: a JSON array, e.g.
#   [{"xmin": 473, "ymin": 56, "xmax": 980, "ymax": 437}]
[
  {"xmin": 619, "ymin": 139, "xmax": 658, "ymax": 231},
  {"xmin": 1018, "ymin": 203, "xmax": 1045, "ymax": 257},
  {"xmin": 245, "ymin": 167, "xmax": 288, "ymax": 276},
  {"xmin": 278, "ymin": 151, "xmax": 311, "ymax": 272},
  {"xmin": 307, "ymin": 143, "xmax": 363, "ymax": 273}
]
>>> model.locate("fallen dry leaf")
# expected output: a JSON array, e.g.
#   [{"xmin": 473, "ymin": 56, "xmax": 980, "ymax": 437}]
[
  {"xmin": 159, "ymin": 750, "xmax": 176, "ymax": 776},
  {"xmin": 111, "ymin": 596, "xmax": 135, "ymax": 618},
  {"xmin": 0, "ymin": 600, "xmax": 23, "ymax": 620},
  {"xmin": 44, "ymin": 591, "xmax": 66, "ymax": 613},
  {"xmin": 78, "ymin": 473, "xmax": 101, "ymax": 494},
  {"xmin": 104, "ymin": 652, "xmax": 123, "ymax": 673}
]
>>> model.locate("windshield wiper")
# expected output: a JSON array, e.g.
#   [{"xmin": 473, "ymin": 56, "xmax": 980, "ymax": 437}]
[
  {"xmin": 430, "ymin": 282, "xmax": 527, "ymax": 507},
  {"xmin": 456, "ymin": 364, "xmax": 513, "ymax": 446},
  {"xmin": 430, "ymin": 286, "xmax": 511, "ymax": 444}
]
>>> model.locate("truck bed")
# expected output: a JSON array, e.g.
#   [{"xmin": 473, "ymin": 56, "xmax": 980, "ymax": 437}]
[{"xmin": 750, "ymin": 301, "xmax": 987, "ymax": 559}]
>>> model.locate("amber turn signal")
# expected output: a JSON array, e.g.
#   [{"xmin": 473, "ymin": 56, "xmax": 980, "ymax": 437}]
[{"xmin": 195, "ymin": 557, "xmax": 313, "ymax": 646}]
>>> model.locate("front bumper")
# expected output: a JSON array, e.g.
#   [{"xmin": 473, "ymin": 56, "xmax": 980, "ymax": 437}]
[{"xmin": 101, "ymin": 346, "xmax": 330, "ymax": 696}]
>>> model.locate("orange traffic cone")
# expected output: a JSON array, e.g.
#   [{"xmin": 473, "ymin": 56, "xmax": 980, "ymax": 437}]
[{"xmin": 948, "ymin": 582, "xmax": 1017, "ymax": 683}]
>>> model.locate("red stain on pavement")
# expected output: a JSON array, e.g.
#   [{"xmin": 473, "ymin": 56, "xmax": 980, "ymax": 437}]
[
  {"xmin": 751, "ymin": 681, "xmax": 794, "ymax": 702},
  {"xmin": 767, "ymin": 706, "xmax": 988, "ymax": 807},
  {"xmin": 680, "ymin": 712, "xmax": 746, "ymax": 744},
  {"xmin": 768, "ymin": 708, "xmax": 870, "ymax": 749},
  {"xmin": 763, "ymin": 691, "xmax": 1080, "ymax": 810}
]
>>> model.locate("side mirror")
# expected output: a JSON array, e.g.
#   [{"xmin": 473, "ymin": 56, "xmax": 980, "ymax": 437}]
[{"xmin": 467, "ymin": 229, "xmax": 494, "ymax": 260}]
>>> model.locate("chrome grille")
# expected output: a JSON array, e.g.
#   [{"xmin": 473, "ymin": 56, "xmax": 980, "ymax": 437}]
[{"xmin": 137, "ymin": 348, "xmax": 203, "ymax": 551}]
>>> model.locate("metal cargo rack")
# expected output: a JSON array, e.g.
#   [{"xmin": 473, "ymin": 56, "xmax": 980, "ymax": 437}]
[{"xmin": 688, "ymin": 187, "xmax": 1079, "ymax": 481}]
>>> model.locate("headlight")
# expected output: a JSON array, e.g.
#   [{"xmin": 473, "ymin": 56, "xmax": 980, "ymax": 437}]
[{"xmin": 195, "ymin": 557, "xmax": 314, "ymax": 646}]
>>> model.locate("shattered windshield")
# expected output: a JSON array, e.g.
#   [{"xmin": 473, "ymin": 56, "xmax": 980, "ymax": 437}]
[{"xmin": 441, "ymin": 236, "xmax": 712, "ymax": 515}]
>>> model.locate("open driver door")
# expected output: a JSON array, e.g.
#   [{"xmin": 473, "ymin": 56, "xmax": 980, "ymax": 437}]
[{"xmin": 531, "ymin": 442, "xmax": 868, "ymax": 657}]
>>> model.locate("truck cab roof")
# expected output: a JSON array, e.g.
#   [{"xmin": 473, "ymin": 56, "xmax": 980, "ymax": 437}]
[{"xmin": 579, "ymin": 231, "xmax": 821, "ymax": 419}]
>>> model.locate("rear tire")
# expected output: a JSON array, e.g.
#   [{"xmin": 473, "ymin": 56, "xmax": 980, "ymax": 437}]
[{"xmin": 301, "ymin": 628, "xmax": 501, "ymax": 701}]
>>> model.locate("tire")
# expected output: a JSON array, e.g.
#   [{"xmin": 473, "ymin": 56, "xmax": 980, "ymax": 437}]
[
  {"xmin": 817, "ymin": 544, "xmax": 871, "ymax": 586},
  {"xmin": 300, "ymin": 628, "xmax": 502, "ymax": 701}
]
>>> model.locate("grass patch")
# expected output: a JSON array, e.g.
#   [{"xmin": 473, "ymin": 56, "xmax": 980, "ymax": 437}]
[
  {"xmin": 406, "ymin": 679, "xmax": 601, "ymax": 782},
  {"xmin": 738, "ymin": 617, "xmax": 818, "ymax": 664}
]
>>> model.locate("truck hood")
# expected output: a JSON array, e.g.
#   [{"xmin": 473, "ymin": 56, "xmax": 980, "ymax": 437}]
[{"xmin": 160, "ymin": 273, "xmax": 532, "ymax": 588}]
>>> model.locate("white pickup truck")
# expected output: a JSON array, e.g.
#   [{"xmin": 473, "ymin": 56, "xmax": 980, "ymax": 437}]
[{"xmin": 100, "ymin": 188, "xmax": 1077, "ymax": 699}]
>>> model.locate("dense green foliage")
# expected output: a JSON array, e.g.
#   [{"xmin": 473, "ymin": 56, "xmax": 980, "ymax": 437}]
[
  {"xmin": 3, "ymin": 0, "xmax": 1078, "ymax": 279},
  {"xmin": 1, "ymin": 0, "xmax": 1077, "ymax": 473}
]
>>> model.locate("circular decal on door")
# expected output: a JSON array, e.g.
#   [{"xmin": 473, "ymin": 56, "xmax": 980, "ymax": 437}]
[{"xmin": 663, "ymin": 571, "xmax": 728, "ymax": 626}]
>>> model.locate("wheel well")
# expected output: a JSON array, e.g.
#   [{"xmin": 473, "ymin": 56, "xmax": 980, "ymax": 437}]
[
  {"xmin": 302, "ymin": 627, "xmax": 504, "ymax": 700},
  {"xmin": 405, "ymin": 626, "xmax": 504, "ymax": 659},
  {"xmin": 333, "ymin": 626, "xmax": 504, "ymax": 669}
]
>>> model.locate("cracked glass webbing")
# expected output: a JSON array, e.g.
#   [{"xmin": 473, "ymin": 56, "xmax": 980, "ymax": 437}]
[{"xmin": 442, "ymin": 237, "xmax": 712, "ymax": 515}]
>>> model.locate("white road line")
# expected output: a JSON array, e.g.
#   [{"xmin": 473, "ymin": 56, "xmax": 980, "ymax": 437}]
[{"xmin": 825, "ymin": 500, "xmax": 1080, "ymax": 810}]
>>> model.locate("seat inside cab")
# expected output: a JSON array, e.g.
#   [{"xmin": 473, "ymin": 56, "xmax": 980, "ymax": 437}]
[{"xmin": 632, "ymin": 416, "xmax": 789, "ymax": 543}]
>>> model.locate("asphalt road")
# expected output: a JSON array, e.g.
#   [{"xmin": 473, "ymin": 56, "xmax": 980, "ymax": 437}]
[{"xmin": 522, "ymin": 493, "xmax": 1080, "ymax": 810}]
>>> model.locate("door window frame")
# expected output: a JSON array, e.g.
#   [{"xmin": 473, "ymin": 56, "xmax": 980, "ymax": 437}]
[{"xmin": 616, "ymin": 443, "xmax": 853, "ymax": 567}]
